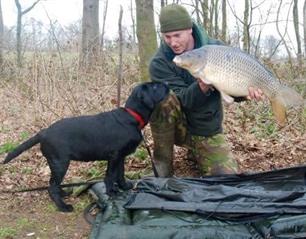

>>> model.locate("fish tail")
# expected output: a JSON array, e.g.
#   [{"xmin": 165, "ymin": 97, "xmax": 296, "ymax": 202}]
[
  {"xmin": 270, "ymin": 85, "xmax": 303, "ymax": 126},
  {"xmin": 270, "ymin": 98, "xmax": 287, "ymax": 127},
  {"xmin": 279, "ymin": 85, "xmax": 303, "ymax": 107}
]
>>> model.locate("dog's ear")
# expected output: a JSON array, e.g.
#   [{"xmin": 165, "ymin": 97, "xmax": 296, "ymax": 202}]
[
  {"xmin": 137, "ymin": 84, "xmax": 155, "ymax": 109},
  {"xmin": 127, "ymin": 82, "xmax": 169, "ymax": 110},
  {"xmin": 147, "ymin": 82, "xmax": 169, "ymax": 104}
]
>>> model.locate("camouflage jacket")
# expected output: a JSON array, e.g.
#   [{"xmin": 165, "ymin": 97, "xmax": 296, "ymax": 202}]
[{"xmin": 149, "ymin": 23, "xmax": 223, "ymax": 137}]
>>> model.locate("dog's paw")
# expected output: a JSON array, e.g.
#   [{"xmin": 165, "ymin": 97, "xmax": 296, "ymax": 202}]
[
  {"xmin": 106, "ymin": 187, "xmax": 119, "ymax": 196},
  {"xmin": 106, "ymin": 184, "xmax": 119, "ymax": 197},
  {"xmin": 60, "ymin": 189, "xmax": 72, "ymax": 198},
  {"xmin": 58, "ymin": 204, "xmax": 74, "ymax": 213}
]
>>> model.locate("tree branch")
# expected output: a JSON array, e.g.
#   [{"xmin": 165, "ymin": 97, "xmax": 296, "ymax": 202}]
[{"xmin": 22, "ymin": 0, "xmax": 41, "ymax": 15}]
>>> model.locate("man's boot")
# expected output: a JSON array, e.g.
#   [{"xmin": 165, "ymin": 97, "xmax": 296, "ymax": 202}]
[
  {"xmin": 150, "ymin": 123, "xmax": 175, "ymax": 177},
  {"xmin": 150, "ymin": 92, "xmax": 182, "ymax": 177}
]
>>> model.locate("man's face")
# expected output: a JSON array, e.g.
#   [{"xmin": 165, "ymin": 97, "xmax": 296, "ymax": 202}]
[{"xmin": 162, "ymin": 29, "xmax": 193, "ymax": 55}]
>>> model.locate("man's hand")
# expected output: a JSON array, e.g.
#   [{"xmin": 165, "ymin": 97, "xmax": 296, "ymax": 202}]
[{"xmin": 247, "ymin": 87, "xmax": 265, "ymax": 101}]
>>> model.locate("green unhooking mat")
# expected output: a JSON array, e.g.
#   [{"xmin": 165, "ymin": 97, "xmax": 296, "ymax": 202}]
[{"xmin": 88, "ymin": 166, "xmax": 306, "ymax": 239}]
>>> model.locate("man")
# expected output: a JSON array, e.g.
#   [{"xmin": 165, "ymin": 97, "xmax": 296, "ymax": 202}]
[{"xmin": 149, "ymin": 4, "xmax": 264, "ymax": 177}]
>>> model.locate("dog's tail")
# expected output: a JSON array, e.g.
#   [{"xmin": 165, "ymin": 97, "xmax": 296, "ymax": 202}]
[{"xmin": 3, "ymin": 134, "xmax": 40, "ymax": 164}]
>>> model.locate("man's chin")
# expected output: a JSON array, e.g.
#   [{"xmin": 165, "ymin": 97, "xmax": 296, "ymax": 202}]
[{"xmin": 173, "ymin": 49, "xmax": 184, "ymax": 55}]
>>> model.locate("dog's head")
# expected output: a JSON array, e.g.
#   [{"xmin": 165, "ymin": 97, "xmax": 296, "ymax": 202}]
[{"xmin": 125, "ymin": 82, "xmax": 169, "ymax": 122}]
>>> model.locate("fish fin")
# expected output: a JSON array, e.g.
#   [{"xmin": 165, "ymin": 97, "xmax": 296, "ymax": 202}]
[
  {"xmin": 270, "ymin": 85, "xmax": 303, "ymax": 127},
  {"xmin": 278, "ymin": 85, "xmax": 303, "ymax": 108},
  {"xmin": 221, "ymin": 91, "xmax": 234, "ymax": 104},
  {"xmin": 270, "ymin": 98, "xmax": 287, "ymax": 127}
]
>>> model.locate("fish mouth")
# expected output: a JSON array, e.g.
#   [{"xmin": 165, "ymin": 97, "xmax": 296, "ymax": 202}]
[{"xmin": 173, "ymin": 56, "xmax": 181, "ymax": 66}]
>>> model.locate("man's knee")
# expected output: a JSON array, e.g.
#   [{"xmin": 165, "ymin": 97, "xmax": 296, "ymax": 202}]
[{"xmin": 191, "ymin": 134, "xmax": 239, "ymax": 175}]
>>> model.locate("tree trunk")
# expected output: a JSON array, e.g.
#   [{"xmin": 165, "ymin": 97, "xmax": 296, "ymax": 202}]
[
  {"xmin": 14, "ymin": 0, "xmax": 40, "ymax": 68},
  {"xmin": 100, "ymin": 0, "xmax": 108, "ymax": 51},
  {"xmin": 201, "ymin": 0, "xmax": 209, "ymax": 31},
  {"xmin": 242, "ymin": 0, "xmax": 250, "ymax": 52},
  {"xmin": 214, "ymin": 0, "xmax": 219, "ymax": 38},
  {"xmin": 195, "ymin": 0, "xmax": 201, "ymax": 24},
  {"xmin": 293, "ymin": 0, "xmax": 302, "ymax": 62},
  {"xmin": 117, "ymin": 6, "xmax": 123, "ymax": 108},
  {"xmin": 161, "ymin": 0, "xmax": 166, "ymax": 8},
  {"xmin": 0, "ymin": 0, "xmax": 3, "ymax": 68},
  {"xmin": 303, "ymin": 0, "xmax": 306, "ymax": 59},
  {"xmin": 130, "ymin": 0, "xmax": 136, "ymax": 46},
  {"xmin": 81, "ymin": 0, "xmax": 99, "ymax": 68},
  {"xmin": 221, "ymin": 0, "xmax": 227, "ymax": 42},
  {"xmin": 15, "ymin": 0, "xmax": 22, "ymax": 68},
  {"xmin": 209, "ymin": 0, "xmax": 214, "ymax": 36},
  {"xmin": 276, "ymin": 0, "xmax": 295, "ymax": 77},
  {"xmin": 136, "ymin": 0, "xmax": 157, "ymax": 82}
]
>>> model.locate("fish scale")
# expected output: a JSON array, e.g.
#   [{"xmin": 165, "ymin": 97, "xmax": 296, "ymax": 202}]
[
  {"xmin": 207, "ymin": 46, "xmax": 275, "ymax": 97},
  {"xmin": 173, "ymin": 45, "xmax": 303, "ymax": 126}
]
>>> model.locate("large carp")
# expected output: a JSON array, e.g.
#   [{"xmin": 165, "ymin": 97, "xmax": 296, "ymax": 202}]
[{"xmin": 173, "ymin": 45, "xmax": 303, "ymax": 126}]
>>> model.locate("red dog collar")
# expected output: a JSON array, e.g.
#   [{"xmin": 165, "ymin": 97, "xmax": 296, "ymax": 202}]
[{"xmin": 124, "ymin": 108, "xmax": 146, "ymax": 129}]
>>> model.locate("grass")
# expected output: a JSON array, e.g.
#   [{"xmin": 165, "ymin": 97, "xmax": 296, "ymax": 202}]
[
  {"xmin": 84, "ymin": 161, "xmax": 107, "ymax": 178},
  {"xmin": 130, "ymin": 147, "xmax": 148, "ymax": 162},
  {"xmin": 21, "ymin": 167, "xmax": 34, "ymax": 174},
  {"xmin": 0, "ymin": 131, "xmax": 30, "ymax": 155},
  {"xmin": 0, "ymin": 227, "xmax": 17, "ymax": 238},
  {"xmin": 0, "ymin": 218, "xmax": 34, "ymax": 239},
  {"xmin": 0, "ymin": 142, "xmax": 18, "ymax": 155},
  {"xmin": 16, "ymin": 218, "xmax": 31, "ymax": 227}
]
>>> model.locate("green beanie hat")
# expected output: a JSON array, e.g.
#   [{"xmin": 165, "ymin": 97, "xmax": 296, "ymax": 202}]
[{"xmin": 159, "ymin": 4, "xmax": 192, "ymax": 33}]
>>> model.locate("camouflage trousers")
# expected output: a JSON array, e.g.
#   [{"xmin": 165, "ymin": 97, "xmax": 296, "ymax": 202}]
[{"xmin": 150, "ymin": 91, "xmax": 239, "ymax": 177}]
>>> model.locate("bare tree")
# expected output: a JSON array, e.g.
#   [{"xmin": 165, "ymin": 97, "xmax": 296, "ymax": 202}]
[
  {"xmin": 304, "ymin": 0, "xmax": 306, "ymax": 58},
  {"xmin": 214, "ymin": 0, "xmax": 219, "ymax": 38},
  {"xmin": 161, "ymin": 0, "xmax": 167, "ymax": 8},
  {"xmin": 209, "ymin": 0, "xmax": 215, "ymax": 36},
  {"xmin": 130, "ymin": 0, "xmax": 136, "ymax": 46},
  {"xmin": 0, "ymin": 0, "xmax": 3, "ymax": 68},
  {"xmin": 81, "ymin": 0, "xmax": 99, "ymax": 68},
  {"xmin": 100, "ymin": 0, "xmax": 108, "ymax": 51},
  {"xmin": 243, "ymin": 0, "xmax": 250, "ymax": 52},
  {"xmin": 136, "ymin": 0, "xmax": 157, "ymax": 81},
  {"xmin": 293, "ymin": 0, "xmax": 302, "ymax": 61},
  {"xmin": 195, "ymin": 0, "xmax": 201, "ymax": 24},
  {"xmin": 15, "ymin": 0, "xmax": 41, "ymax": 67},
  {"xmin": 276, "ymin": 0, "xmax": 294, "ymax": 76},
  {"xmin": 117, "ymin": 6, "xmax": 123, "ymax": 107},
  {"xmin": 263, "ymin": 35, "xmax": 281, "ymax": 59},
  {"xmin": 221, "ymin": 0, "xmax": 227, "ymax": 42},
  {"xmin": 201, "ymin": 0, "xmax": 209, "ymax": 31},
  {"xmin": 252, "ymin": 3, "xmax": 274, "ymax": 57}
]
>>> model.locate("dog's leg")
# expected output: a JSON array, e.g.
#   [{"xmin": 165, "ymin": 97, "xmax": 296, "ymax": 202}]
[
  {"xmin": 117, "ymin": 157, "xmax": 133, "ymax": 191},
  {"xmin": 104, "ymin": 158, "xmax": 119, "ymax": 196},
  {"xmin": 60, "ymin": 188, "xmax": 72, "ymax": 198},
  {"xmin": 47, "ymin": 159, "xmax": 73, "ymax": 212}
]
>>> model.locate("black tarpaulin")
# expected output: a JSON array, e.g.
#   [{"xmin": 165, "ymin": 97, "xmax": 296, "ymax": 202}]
[{"xmin": 89, "ymin": 165, "xmax": 306, "ymax": 239}]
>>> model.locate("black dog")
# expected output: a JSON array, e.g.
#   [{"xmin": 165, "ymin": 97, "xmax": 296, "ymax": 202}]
[{"xmin": 3, "ymin": 82, "xmax": 169, "ymax": 212}]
